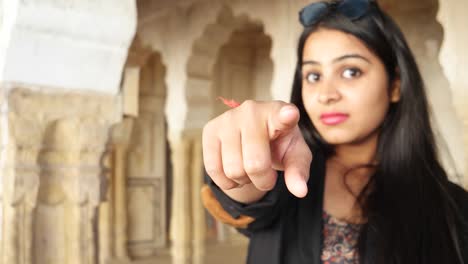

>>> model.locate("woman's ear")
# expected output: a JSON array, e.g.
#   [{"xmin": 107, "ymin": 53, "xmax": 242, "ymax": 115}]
[
  {"xmin": 390, "ymin": 78, "xmax": 401, "ymax": 102},
  {"xmin": 390, "ymin": 69, "xmax": 401, "ymax": 103}
]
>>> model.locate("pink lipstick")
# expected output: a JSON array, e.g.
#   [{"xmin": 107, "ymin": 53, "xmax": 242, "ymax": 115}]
[{"xmin": 320, "ymin": 112, "xmax": 349, "ymax": 125}]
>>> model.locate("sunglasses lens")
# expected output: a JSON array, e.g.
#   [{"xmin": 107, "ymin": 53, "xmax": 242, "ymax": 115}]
[
  {"xmin": 299, "ymin": 2, "xmax": 329, "ymax": 27},
  {"xmin": 299, "ymin": 0, "xmax": 371, "ymax": 27},
  {"xmin": 339, "ymin": 0, "xmax": 370, "ymax": 20}
]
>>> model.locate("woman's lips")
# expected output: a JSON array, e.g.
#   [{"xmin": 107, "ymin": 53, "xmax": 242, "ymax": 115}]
[{"xmin": 320, "ymin": 113, "xmax": 349, "ymax": 125}]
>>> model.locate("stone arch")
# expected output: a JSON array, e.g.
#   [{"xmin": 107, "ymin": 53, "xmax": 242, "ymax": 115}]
[
  {"xmin": 184, "ymin": 6, "xmax": 274, "ymax": 130},
  {"xmin": 178, "ymin": 5, "xmax": 274, "ymax": 260},
  {"xmin": 211, "ymin": 21, "xmax": 274, "ymax": 117},
  {"xmin": 102, "ymin": 34, "xmax": 170, "ymax": 261},
  {"xmin": 125, "ymin": 51, "xmax": 169, "ymax": 259}
]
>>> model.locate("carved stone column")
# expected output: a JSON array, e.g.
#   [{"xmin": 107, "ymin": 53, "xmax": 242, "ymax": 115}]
[
  {"xmin": 108, "ymin": 118, "xmax": 134, "ymax": 261},
  {"xmin": 169, "ymin": 135, "xmax": 193, "ymax": 264},
  {"xmin": 190, "ymin": 135, "xmax": 206, "ymax": 264},
  {"xmin": 168, "ymin": 131, "xmax": 206, "ymax": 264},
  {"xmin": 0, "ymin": 0, "xmax": 136, "ymax": 262},
  {"xmin": 97, "ymin": 118, "xmax": 134, "ymax": 263},
  {"xmin": 1, "ymin": 115, "xmax": 39, "ymax": 264},
  {"xmin": 1, "ymin": 88, "xmax": 120, "ymax": 264}
]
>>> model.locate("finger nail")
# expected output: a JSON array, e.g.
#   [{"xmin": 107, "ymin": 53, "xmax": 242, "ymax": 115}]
[
  {"xmin": 296, "ymin": 179, "xmax": 308, "ymax": 197},
  {"xmin": 280, "ymin": 106, "xmax": 296, "ymax": 117}
]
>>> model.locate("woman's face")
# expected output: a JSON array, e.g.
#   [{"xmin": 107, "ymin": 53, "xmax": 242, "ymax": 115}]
[{"xmin": 301, "ymin": 28, "xmax": 399, "ymax": 146}]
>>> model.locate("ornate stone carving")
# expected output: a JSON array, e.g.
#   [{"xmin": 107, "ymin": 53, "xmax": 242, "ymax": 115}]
[{"xmin": 1, "ymin": 87, "xmax": 120, "ymax": 264}]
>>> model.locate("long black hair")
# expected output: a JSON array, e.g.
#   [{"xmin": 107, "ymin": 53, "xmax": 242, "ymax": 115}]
[{"xmin": 290, "ymin": 2, "xmax": 465, "ymax": 263}]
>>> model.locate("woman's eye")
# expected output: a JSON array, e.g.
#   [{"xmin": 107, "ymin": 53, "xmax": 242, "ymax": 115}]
[
  {"xmin": 306, "ymin": 73, "xmax": 320, "ymax": 83},
  {"xmin": 342, "ymin": 68, "xmax": 362, "ymax": 79}
]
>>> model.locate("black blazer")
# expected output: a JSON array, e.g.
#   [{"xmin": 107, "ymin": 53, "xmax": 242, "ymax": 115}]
[{"xmin": 209, "ymin": 151, "xmax": 468, "ymax": 264}]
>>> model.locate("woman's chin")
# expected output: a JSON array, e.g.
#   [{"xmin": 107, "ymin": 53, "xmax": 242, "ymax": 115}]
[
  {"xmin": 319, "ymin": 132, "xmax": 354, "ymax": 145},
  {"xmin": 320, "ymin": 131, "xmax": 378, "ymax": 147}
]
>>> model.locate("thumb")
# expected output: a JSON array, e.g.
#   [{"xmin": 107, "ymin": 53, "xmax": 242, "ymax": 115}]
[
  {"xmin": 282, "ymin": 134, "xmax": 312, "ymax": 198},
  {"xmin": 267, "ymin": 104, "xmax": 300, "ymax": 140}
]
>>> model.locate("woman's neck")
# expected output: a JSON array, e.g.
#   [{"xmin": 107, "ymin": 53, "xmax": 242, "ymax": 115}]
[
  {"xmin": 330, "ymin": 132, "xmax": 379, "ymax": 169},
  {"xmin": 326, "ymin": 132, "xmax": 379, "ymax": 191},
  {"xmin": 323, "ymin": 133, "xmax": 379, "ymax": 224}
]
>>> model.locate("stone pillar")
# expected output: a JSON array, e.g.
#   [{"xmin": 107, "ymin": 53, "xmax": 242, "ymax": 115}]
[
  {"xmin": 437, "ymin": 0, "xmax": 468, "ymax": 186},
  {"xmin": 97, "ymin": 118, "xmax": 134, "ymax": 263},
  {"xmin": 97, "ymin": 150, "xmax": 113, "ymax": 263},
  {"xmin": 0, "ymin": 1, "xmax": 136, "ymax": 263},
  {"xmin": 34, "ymin": 118, "xmax": 84, "ymax": 264},
  {"xmin": 1, "ymin": 88, "xmax": 120, "ymax": 264},
  {"xmin": 114, "ymin": 145, "xmax": 130, "ymax": 260},
  {"xmin": 168, "ymin": 131, "xmax": 206, "ymax": 264},
  {"xmin": 190, "ymin": 136, "xmax": 206, "ymax": 264},
  {"xmin": 109, "ymin": 119, "xmax": 134, "ymax": 261},
  {"xmin": 1, "ymin": 116, "xmax": 39, "ymax": 264},
  {"xmin": 169, "ymin": 135, "xmax": 193, "ymax": 264}
]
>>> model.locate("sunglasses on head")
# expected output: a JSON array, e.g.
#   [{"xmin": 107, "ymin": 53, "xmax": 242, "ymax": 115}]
[{"xmin": 299, "ymin": 0, "xmax": 374, "ymax": 27}]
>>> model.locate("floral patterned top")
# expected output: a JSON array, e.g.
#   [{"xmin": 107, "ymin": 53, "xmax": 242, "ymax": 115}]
[{"xmin": 321, "ymin": 211, "xmax": 363, "ymax": 264}]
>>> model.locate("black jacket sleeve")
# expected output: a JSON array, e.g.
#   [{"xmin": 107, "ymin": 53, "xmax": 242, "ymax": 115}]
[{"xmin": 208, "ymin": 171, "xmax": 290, "ymax": 236}]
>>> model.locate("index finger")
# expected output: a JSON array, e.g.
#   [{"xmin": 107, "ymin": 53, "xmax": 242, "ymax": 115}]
[
  {"xmin": 281, "ymin": 133, "xmax": 312, "ymax": 198},
  {"xmin": 267, "ymin": 103, "xmax": 300, "ymax": 140}
]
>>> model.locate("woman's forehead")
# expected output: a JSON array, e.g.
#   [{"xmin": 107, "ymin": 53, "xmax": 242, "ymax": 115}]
[{"xmin": 302, "ymin": 28, "xmax": 374, "ymax": 63}]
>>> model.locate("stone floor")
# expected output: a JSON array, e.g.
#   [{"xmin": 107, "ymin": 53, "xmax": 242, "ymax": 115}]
[{"xmin": 109, "ymin": 238, "xmax": 249, "ymax": 264}]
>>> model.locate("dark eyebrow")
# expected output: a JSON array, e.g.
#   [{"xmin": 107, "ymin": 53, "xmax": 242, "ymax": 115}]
[{"xmin": 302, "ymin": 54, "xmax": 372, "ymax": 66}]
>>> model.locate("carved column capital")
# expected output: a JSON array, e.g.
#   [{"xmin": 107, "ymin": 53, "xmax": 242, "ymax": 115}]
[{"xmin": 1, "ymin": 86, "xmax": 121, "ymax": 264}]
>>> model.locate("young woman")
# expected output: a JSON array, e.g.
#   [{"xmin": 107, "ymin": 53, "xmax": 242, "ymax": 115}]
[{"xmin": 201, "ymin": 0, "xmax": 468, "ymax": 263}]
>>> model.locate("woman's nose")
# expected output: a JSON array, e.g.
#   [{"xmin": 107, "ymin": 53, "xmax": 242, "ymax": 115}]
[{"xmin": 317, "ymin": 81, "xmax": 341, "ymax": 105}]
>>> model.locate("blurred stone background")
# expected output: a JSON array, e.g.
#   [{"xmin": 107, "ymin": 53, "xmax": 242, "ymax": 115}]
[{"xmin": 0, "ymin": 0, "xmax": 467, "ymax": 263}]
